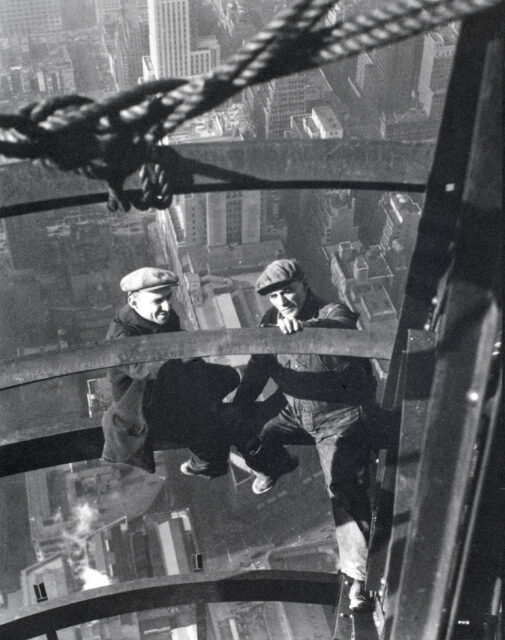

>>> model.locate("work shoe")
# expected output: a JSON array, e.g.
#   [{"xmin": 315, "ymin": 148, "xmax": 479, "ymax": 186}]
[
  {"xmin": 180, "ymin": 460, "xmax": 227, "ymax": 479},
  {"xmin": 251, "ymin": 456, "xmax": 298, "ymax": 495},
  {"xmin": 349, "ymin": 579, "xmax": 373, "ymax": 611}
]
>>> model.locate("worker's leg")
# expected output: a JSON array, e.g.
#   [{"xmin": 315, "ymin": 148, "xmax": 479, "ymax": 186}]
[
  {"xmin": 151, "ymin": 360, "xmax": 238, "ymax": 477},
  {"xmin": 315, "ymin": 420, "xmax": 371, "ymax": 582}
]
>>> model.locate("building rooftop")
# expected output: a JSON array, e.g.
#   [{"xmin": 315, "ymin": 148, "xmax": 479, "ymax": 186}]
[
  {"xmin": 334, "ymin": 244, "xmax": 392, "ymax": 282},
  {"xmin": 384, "ymin": 192, "xmax": 422, "ymax": 224},
  {"xmin": 181, "ymin": 240, "xmax": 284, "ymax": 276},
  {"xmin": 430, "ymin": 25, "xmax": 459, "ymax": 46},
  {"xmin": 360, "ymin": 286, "xmax": 397, "ymax": 323}
]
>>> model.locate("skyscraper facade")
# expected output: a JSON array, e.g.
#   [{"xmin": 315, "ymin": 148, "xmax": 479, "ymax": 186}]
[
  {"xmin": 418, "ymin": 26, "xmax": 458, "ymax": 121},
  {"xmin": 147, "ymin": 0, "xmax": 220, "ymax": 79},
  {"xmin": 148, "ymin": 0, "xmax": 191, "ymax": 78},
  {"xmin": 353, "ymin": 35, "xmax": 423, "ymax": 116},
  {"xmin": 0, "ymin": 0, "xmax": 62, "ymax": 36},
  {"xmin": 259, "ymin": 75, "xmax": 307, "ymax": 139}
]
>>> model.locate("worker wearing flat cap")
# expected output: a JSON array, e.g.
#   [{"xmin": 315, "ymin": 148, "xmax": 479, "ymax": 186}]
[
  {"xmin": 233, "ymin": 258, "xmax": 377, "ymax": 611},
  {"xmin": 101, "ymin": 267, "xmax": 240, "ymax": 478}
]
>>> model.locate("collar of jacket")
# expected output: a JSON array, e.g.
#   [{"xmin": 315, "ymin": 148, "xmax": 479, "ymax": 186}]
[
  {"xmin": 116, "ymin": 303, "xmax": 180, "ymax": 334},
  {"xmin": 298, "ymin": 289, "xmax": 327, "ymax": 320}
]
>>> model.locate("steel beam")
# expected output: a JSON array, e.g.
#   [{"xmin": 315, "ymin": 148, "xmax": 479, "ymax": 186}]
[
  {"xmin": 0, "ymin": 423, "xmax": 106, "ymax": 478},
  {"xmin": 0, "ymin": 327, "xmax": 394, "ymax": 390},
  {"xmin": 0, "ymin": 570, "xmax": 341, "ymax": 640},
  {"xmin": 0, "ymin": 139, "xmax": 432, "ymax": 217}
]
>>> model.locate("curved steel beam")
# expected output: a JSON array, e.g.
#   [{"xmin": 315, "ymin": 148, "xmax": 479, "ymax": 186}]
[
  {"xmin": 0, "ymin": 139, "xmax": 431, "ymax": 218},
  {"xmin": 0, "ymin": 327, "xmax": 395, "ymax": 390},
  {"xmin": 0, "ymin": 570, "xmax": 340, "ymax": 640}
]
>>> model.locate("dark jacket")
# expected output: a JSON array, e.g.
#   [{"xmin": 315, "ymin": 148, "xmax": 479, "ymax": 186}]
[
  {"xmin": 101, "ymin": 304, "xmax": 182, "ymax": 473},
  {"xmin": 234, "ymin": 291, "xmax": 377, "ymax": 406}
]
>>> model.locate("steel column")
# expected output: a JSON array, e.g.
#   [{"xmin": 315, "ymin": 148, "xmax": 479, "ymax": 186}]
[
  {"xmin": 380, "ymin": 7, "xmax": 499, "ymax": 411},
  {"xmin": 382, "ymin": 330, "xmax": 435, "ymax": 637},
  {"xmin": 389, "ymin": 13, "xmax": 502, "ymax": 639},
  {"xmin": 366, "ymin": 6, "xmax": 500, "ymax": 629}
]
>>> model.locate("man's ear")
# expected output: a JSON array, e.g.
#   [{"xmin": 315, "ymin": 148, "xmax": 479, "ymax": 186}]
[{"xmin": 128, "ymin": 293, "xmax": 137, "ymax": 309}]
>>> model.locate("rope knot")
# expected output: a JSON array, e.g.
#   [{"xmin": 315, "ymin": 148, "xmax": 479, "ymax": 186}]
[{"xmin": 19, "ymin": 95, "xmax": 152, "ymax": 210}]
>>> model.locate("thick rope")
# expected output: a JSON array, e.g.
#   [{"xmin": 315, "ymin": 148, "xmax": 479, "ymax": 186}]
[{"xmin": 0, "ymin": 0, "xmax": 498, "ymax": 211}]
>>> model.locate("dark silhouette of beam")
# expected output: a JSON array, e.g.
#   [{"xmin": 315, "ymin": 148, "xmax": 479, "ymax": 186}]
[{"xmin": 0, "ymin": 570, "xmax": 341, "ymax": 640}]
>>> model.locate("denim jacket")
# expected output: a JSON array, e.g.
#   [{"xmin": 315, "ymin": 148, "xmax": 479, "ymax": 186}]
[{"xmin": 234, "ymin": 292, "xmax": 377, "ymax": 406}]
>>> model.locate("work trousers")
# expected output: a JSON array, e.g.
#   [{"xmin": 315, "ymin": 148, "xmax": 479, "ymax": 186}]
[
  {"xmin": 249, "ymin": 398, "xmax": 371, "ymax": 581},
  {"xmin": 147, "ymin": 360, "xmax": 240, "ymax": 476}
]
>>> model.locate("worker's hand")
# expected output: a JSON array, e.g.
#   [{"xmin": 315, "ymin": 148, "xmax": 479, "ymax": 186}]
[{"xmin": 277, "ymin": 316, "xmax": 303, "ymax": 335}]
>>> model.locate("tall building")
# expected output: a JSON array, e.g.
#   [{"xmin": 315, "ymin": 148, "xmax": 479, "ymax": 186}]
[
  {"xmin": 206, "ymin": 190, "xmax": 261, "ymax": 246},
  {"xmin": 0, "ymin": 0, "xmax": 63, "ymax": 36},
  {"xmin": 95, "ymin": 0, "xmax": 123, "ymax": 24},
  {"xmin": 103, "ymin": 10, "xmax": 145, "ymax": 88},
  {"xmin": 378, "ymin": 192, "xmax": 422, "ymax": 257},
  {"xmin": 170, "ymin": 189, "xmax": 262, "ymax": 248},
  {"xmin": 163, "ymin": 106, "xmax": 261, "ymax": 249},
  {"xmin": 147, "ymin": 0, "xmax": 220, "ymax": 79},
  {"xmin": 257, "ymin": 74, "xmax": 307, "ymax": 139},
  {"xmin": 351, "ymin": 34, "xmax": 423, "ymax": 116},
  {"xmin": 418, "ymin": 26, "xmax": 458, "ymax": 121},
  {"xmin": 4, "ymin": 215, "xmax": 48, "ymax": 271},
  {"xmin": 148, "ymin": 0, "xmax": 192, "ymax": 78},
  {"xmin": 314, "ymin": 189, "xmax": 359, "ymax": 246}
]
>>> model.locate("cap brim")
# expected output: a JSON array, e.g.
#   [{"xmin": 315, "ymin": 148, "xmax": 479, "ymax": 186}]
[
  {"xmin": 143, "ymin": 283, "xmax": 179, "ymax": 291},
  {"xmin": 257, "ymin": 278, "xmax": 298, "ymax": 296}
]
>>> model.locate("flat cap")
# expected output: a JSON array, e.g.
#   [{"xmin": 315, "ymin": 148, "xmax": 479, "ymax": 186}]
[
  {"xmin": 120, "ymin": 267, "xmax": 179, "ymax": 293},
  {"xmin": 256, "ymin": 258, "xmax": 305, "ymax": 295}
]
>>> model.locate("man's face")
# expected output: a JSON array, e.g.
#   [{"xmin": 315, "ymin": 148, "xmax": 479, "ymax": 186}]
[
  {"xmin": 267, "ymin": 280, "xmax": 308, "ymax": 318},
  {"xmin": 130, "ymin": 287, "xmax": 174, "ymax": 325}
]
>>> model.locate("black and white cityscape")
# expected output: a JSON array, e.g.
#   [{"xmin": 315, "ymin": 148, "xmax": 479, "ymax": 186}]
[{"xmin": 0, "ymin": 1, "xmax": 459, "ymax": 638}]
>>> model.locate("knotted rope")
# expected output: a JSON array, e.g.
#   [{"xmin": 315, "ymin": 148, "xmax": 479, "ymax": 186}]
[{"xmin": 0, "ymin": 0, "xmax": 498, "ymax": 211}]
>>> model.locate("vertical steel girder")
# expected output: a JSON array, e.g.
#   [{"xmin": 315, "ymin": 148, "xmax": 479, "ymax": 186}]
[
  {"xmin": 389, "ymin": 9, "xmax": 502, "ymax": 640},
  {"xmin": 380, "ymin": 7, "xmax": 500, "ymax": 412},
  {"xmin": 382, "ymin": 330, "xmax": 436, "ymax": 637},
  {"xmin": 364, "ymin": 5, "xmax": 495, "ymax": 592}
]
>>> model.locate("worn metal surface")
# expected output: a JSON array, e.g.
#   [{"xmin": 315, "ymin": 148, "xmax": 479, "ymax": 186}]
[
  {"xmin": 0, "ymin": 570, "xmax": 341, "ymax": 640},
  {"xmin": 0, "ymin": 139, "xmax": 432, "ymax": 217},
  {"xmin": 0, "ymin": 327, "xmax": 395, "ymax": 390},
  {"xmin": 366, "ymin": 428, "xmax": 398, "ymax": 594},
  {"xmin": 389, "ymin": 13, "xmax": 502, "ymax": 639},
  {"xmin": 381, "ymin": 330, "xmax": 435, "ymax": 638},
  {"xmin": 444, "ymin": 371, "xmax": 503, "ymax": 640},
  {"xmin": 353, "ymin": 610, "xmax": 380, "ymax": 640},
  {"xmin": 333, "ymin": 573, "xmax": 353, "ymax": 640},
  {"xmin": 380, "ymin": 8, "xmax": 498, "ymax": 411},
  {"xmin": 390, "ymin": 291, "xmax": 500, "ymax": 640}
]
